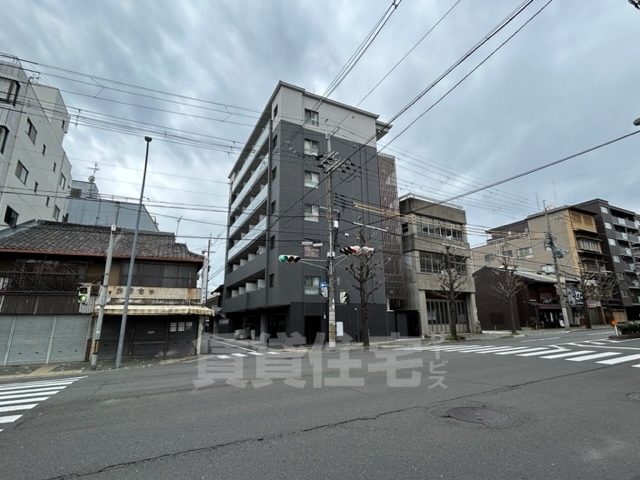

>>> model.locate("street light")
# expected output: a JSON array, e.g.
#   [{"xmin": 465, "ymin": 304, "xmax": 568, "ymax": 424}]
[
  {"xmin": 115, "ymin": 136, "xmax": 152, "ymax": 368},
  {"xmin": 633, "ymin": 117, "xmax": 640, "ymax": 126}
]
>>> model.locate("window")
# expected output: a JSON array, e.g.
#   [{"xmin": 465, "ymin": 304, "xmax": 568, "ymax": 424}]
[
  {"xmin": 304, "ymin": 204, "xmax": 319, "ymax": 222},
  {"xmin": 4, "ymin": 206, "xmax": 18, "ymax": 227},
  {"xmin": 53, "ymin": 162, "xmax": 57, "ymax": 172},
  {"xmin": 304, "ymin": 139, "xmax": 319, "ymax": 156},
  {"xmin": 0, "ymin": 77, "xmax": 20, "ymax": 105},
  {"xmin": 270, "ymin": 235, "xmax": 276, "ymax": 250},
  {"xmin": 601, "ymin": 206, "xmax": 609, "ymax": 214},
  {"xmin": 271, "ymin": 166, "xmax": 277, "ymax": 180},
  {"xmin": 119, "ymin": 262, "xmax": 199, "ymax": 288},
  {"xmin": 270, "ymin": 200, "xmax": 276, "ymax": 215},
  {"xmin": 26, "ymin": 118, "xmax": 37, "ymax": 144},
  {"xmin": 613, "ymin": 255, "xmax": 620, "ymax": 263},
  {"xmin": 0, "ymin": 126, "xmax": 8, "ymax": 154},
  {"xmin": 419, "ymin": 251, "xmax": 466, "ymax": 275},
  {"xmin": 15, "ymin": 161, "xmax": 28, "ymax": 184},
  {"xmin": 34, "ymin": 182, "xmax": 38, "ymax": 193},
  {"xmin": 269, "ymin": 274, "xmax": 275, "ymax": 288},
  {"xmin": 304, "ymin": 109, "xmax": 319, "ymax": 126},
  {"xmin": 541, "ymin": 264, "xmax": 555, "ymax": 274},
  {"xmin": 503, "ymin": 250, "xmax": 513, "ymax": 257},
  {"xmin": 273, "ymin": 104, "xmax": 278, "ymax": 118},
  {"xmin": 604, "ymin": 222, "xmax": 612, "ymax": 229},
  {"xmin": 416, "ymin": 217, "xmax": 463, "ymax": 241},
  {"xmin": 578, "ymin": 238, "xmax": 600, "ymax": 252},
  {"xmin": 42, "ymin": 144, "xmax": 46, "ymax": 155},
  {"xmin": 304, "ymin": 170, "xmax": 319, "ymax": 187},
  {"xmin": 516, "ymin": 247, "xmax": 533, "ymax": 259},
  {"xmin": 608, "ymin": 238, "xmax": 616, "ymax": 246},
  {"xmin": 303, "ymin": 244, "xmax": 321, "ymax": 258},
  {"xmin": 401, "ymin": 222, "xmax": 408, "ymax": 234},
  {"xmin": 621, "ymin": 290, "xmax": 629, "ymax": 298},
  {"xmin": 62, "ymin": 119, "xmax": 66, "ymax": 131},
  {"xmin": 53, "ymin": 205, "xmax": 60, "ymax": 221},
  {"xmin": 46, "ymin": 196, "xmax": 50, "ymax": 207},
  {"xmin": 617, "ymin": 272, "xmax": 625, "ymax": 280},
  {"xmin": 484, "ymin": 254, "xmax": 496, "ymax": 263},
  {"xmin": 59, "ymin": 174, "xmax": 66, "ymax": 189},
  {"xmin": 304, "ymin": 275, "xmax": 321, "ymax": 295},
  {"xmin": 272, "ymin": 134, "xmax": 278, "ymax": 150}
]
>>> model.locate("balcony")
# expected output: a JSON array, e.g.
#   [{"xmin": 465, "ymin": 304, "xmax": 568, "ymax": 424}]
[
  {"xmin": 230, "ymin": 158, "xmax": 268, "ymax": 213},
  {"xmin": 231, "ymin": 125, "xmax": 269, "ymax": 193},
  {"xmin": 613, "ymin": 217, "xmax": 637, "ymax": 229},
  {"xmin": 229, "ymin": 185, "xmax": 268, "ymax": 238},
  {"xmin": 228, "ymin": 217, "xmax": 267, "ymax": 261}
]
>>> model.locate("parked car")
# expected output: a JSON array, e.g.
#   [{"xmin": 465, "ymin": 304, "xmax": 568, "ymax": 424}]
[{"xmin": 233, "ymin": 325, "xmax": 255, "ymax": 340}]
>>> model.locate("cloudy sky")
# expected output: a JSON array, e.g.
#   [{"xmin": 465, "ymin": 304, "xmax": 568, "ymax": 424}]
[{"xmin": 2, "ymin": 0, "xmax": 639, "ymax": 288}]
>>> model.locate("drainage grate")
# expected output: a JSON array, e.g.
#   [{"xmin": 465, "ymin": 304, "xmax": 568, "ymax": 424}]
[{"xmin": 446, "ymin": 406, "xmax": 508, "ymax": 425}]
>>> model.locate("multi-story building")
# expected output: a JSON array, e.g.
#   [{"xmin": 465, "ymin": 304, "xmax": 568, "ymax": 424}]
[
  {"xmin": 66, "ymin": 179, "xmax": 159, "ymax": 231},
  {"xmin": 1, "ymin": 55, "xmax": 72, "ymax": 229},
  {"xmin": 399, "ymin": 194, "xmax": 477, "ymax": 335},
  {"xmin": 222, "ymin": 81, "xmax": 393, "ymax": 343},
  {"xmin": 473, "ymin": 200, "xmax": 638, "ymax": 324}
]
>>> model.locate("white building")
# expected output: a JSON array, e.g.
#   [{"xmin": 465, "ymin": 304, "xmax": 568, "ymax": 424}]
[{"xmin": 0, "ymin": 55, "xmax": 72, "ymax": 229}]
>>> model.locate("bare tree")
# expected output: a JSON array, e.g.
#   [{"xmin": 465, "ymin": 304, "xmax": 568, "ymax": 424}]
[
  {"xmin": 576, "ymin": 269, "xmax": 619, "ymax": 328},
  {"xmin": 433, "ymin": 244, "xmax": 469, "ymax": 340},
  {"xmin": 489, "ymin": 252, "xmax": 524, "ymax": 335},
  {"xmin": 343, "ymin": 227, "xmax": 385, "ymax": 348}
]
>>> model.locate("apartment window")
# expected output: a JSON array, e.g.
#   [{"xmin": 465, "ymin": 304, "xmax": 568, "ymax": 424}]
[
  {"xmin": 53, "ymin": 162, "xmax": 57, "ymax": 172},
  {"xmin": 4, "ymin": 206, "xmax": 18, "ymax": 227},
  {"xmin": 271, "ymin": 166, "xmax": 277, "ymax": 180},
  {"xmin": 270, "ymin": 235, "xmax": 276, "ymax": 250},
  {"xmin": 26, "ymin": 118, "xmax": 37, "ymax": 144},
  {"xmin": 578, "ymin": 238, "xmax": 600, "ymax": 252},
  {"xmin": 613, "ymin": 255, "xmax": 620, "ymax": 263},
  {"xmin": 42, "ymin": 144, "xmax": 46, "ymax": 156},
  {"xmin": 0, "ymin": 126, "xmax": 8, "ymax": 154},
  {"xmin": 516, "ymin": 247, "xmax": 533, "ymax": 259},
  {"xmin": 15, "ymin": 161, "xmax": 28, "ymax": 184},
  {"xmin": 59, "ymin": 174, "xmax": 66, "ymax": 189},
  {"xmin": 503, "ymin": 250, "xmax": 513, "ymax": 258},
  {"xmin": 46, "ymin": 196, "xmax": 50, "ymax": 207},
  {"xmin": 269, "ymin": 273, "xmax": 275, "ymax": 288},
  {"xmin": 304, "ymin": 170, "xmax": 319, "ymax": 188},
  {"xmin": 270, "ymin": 200, "xmax": 276, "ymax": 215},
  {"xmin": 401, "ymin": 222, "xmax": 408, "ymax": 234},
  {"xmin": 304, "ymin": 204, "xmax": 319, "ymax": 222},
  {"xmin": 273, "ymin": 104, "xmax": 278, "ymax": 118},
  {"xmin": 34, "ymin": 182, "xmax": 38, "ymax": 193},
  {"xmin": 272, "ymin": 134, "xmax": 278, "ymax": 150},
  {"xmin": 617, "ymin": 272, "xmax": 625, "ymax": 280},
  {"xmin": 53, "ymin": 205, "xmax": 60, "ymax": 221},
  {"xmin": 541, "ymin": 264, "xmax": 555, "ymax": 274},
  {"xmin": 419, "ymin": 251, "xmax": 467, "ymax": 275},
  {"xmin": 608, "ymin": 238, "xmax": 616, "ymax": 246},
  {"xmin": 601, "ymin": 206, "xmax": 609, "ymax": 214},
  {"xmin": 304, "ymin": 139, "xmax": 319, "ymax": 156},
  {"xmin": 62, "ymin": 119, "xmax": 66, "ymax": 131},
  {"xmin": 304, "ymin": 109, "xmax": 319, "ymax": 126},
  {"xmin": 303, "ymin": 244, "xmax": 321, "ymax": 258},
  {"xmin": 0, "ymin": 77, "xmax": 20, "ymax": 105},
  {"xmin": 604, "ymin": 222, "xmax": 612, "ymax": 229},
  {"xmin": 304, "ymin": 275, "xmax": 321, "ymax": 295},
  {"xmin": 621, "ymin": 290, "xmax": 629, "ymax": 298},
  {"xmin": 484, "ymin": 254, "xmax": 496, "ymax": 263}
]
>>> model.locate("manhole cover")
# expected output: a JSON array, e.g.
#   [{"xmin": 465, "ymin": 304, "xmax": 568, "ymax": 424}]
[
  {"xmin": 627, "ymin": 393, "xmax": 640, "ymax": 401},
  {"xmin": 446, "ymin": 407, "xmax": 508, "ymax": 425}
]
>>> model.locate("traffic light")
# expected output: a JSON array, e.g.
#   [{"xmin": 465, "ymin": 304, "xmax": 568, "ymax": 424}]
[
  {"xmin": 340, "ymin": 246, "xmax": 360, "ymax": 255},
  {"xmin": 279, "ymin": 254, "xmax": 300, "ymax": 263},
  {"xmin": 77, "ymin": 284, "xmax": 89, "ymax": 304}
]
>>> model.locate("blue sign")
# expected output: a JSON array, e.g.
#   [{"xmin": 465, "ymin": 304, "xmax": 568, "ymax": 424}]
[{"xmin": 320, "ymin": 281, "xmax": 327, "ymax": 288}]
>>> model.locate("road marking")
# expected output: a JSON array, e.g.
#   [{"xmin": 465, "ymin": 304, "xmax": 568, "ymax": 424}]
[
  {"xmin": 0, "ymin": 390, "xmax": 63, "ymax": 401},
  {"xmin": 247, "ymin": 351, "xmax": 264, "ymax": 356},
  {"xmin": 0, "ymin": 397, "xmax": 48, "ymax": 406},
  {"xmin": 231, "ymin": 353, "xmax": 247, "ymax": 357},
  {"xmin": 541, "ymin": 350, "xmax": 595, "ymax": 359},
  {"xmin": 266, "ymin": 351, "xmax": 280, "ymax": 355},
  {"xmin": 633, "ymin": 365, "xmax": 640, "ymax": 368},
  {"xmin": 522, "ymin": 337, "xmax": 559, "ymax": 342},
  {"xmin": 473, "ymin": 347, "xmax": 525, "ymax": 353},
  {"xmin": 567, "ymin": 352, "xmax": 620, "ymax": 362},
  {"xmin": 596, "ymin": 354, "xmax": 640, "ymax": 365},
  {"xmin": 216, "ymin": 355, "xmax": 230, "ymax": 359},
  {"xmin": 495, "ymin": 347, "xmax": 547, "ymax": 355},
  {"xmin": 517, "ymin": 348, "xmax": 569, "ymax": 357},
  {"xmin": 0, "ymin": 404, "xmax": 37, "ymax": 413},
  {"xmin": 0, "ymin": 415, "xmax": 22, "ymax": 424}
]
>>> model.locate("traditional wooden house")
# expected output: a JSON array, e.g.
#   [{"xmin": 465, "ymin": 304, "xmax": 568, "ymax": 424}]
[{"xmin": 0, "ymin": 220, "xmax": 211, "ymax": 365}]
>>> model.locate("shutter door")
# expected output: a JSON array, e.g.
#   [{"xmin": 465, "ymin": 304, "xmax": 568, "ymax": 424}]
[
  {"xmin": 6, "ymin": 315, "xmax": 53, "ymax": 365},
  {"xmin": 49, "ymin": 315, "xmax": 91, "ymax": 363}
]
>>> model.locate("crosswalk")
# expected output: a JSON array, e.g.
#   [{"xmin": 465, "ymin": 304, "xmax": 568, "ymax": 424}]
[
  {"xmin": 210, "ymin": 350, "xmax": 281, "ymax": 359},
  {"xmin": 397, "ymin": 343, "xmax": 640, "ymax": 368},
  {"xmin": 0, "ymin": 377, "xmax": 85, "ymax": 432}
]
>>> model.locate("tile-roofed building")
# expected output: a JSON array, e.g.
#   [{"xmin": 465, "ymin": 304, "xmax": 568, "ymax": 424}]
[{"xmin": 0, "ymin": 220, "xmax": 202, "ymax": 262}]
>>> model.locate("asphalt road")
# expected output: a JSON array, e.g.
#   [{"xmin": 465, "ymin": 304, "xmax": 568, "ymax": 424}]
[{"xmin": 1, "ymin": 329, "xmax": 639, "ymax": 480}]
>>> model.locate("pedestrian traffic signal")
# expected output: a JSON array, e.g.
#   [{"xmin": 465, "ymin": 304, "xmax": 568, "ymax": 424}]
[
  {"xmin": 279, "ymin": 255, "xmax": 300, "ymax": 263},
  {"xmin": 77, "ymin": 284, "xmax": 89, "ymax": 304}
]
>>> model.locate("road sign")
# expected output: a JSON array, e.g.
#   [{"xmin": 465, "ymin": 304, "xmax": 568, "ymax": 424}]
[{"xmin": 320, "ymin": 281, "xmax": 327, "ymax": 288}]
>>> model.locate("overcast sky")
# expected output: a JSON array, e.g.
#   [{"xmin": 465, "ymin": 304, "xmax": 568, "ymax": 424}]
[{"xmin": 2, "ymin": 0, "xmax": 639, "ymax": 288}]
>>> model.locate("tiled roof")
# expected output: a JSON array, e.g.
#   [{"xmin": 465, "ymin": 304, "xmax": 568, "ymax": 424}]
[{"xmin": 0, "ymin": 221, "xmax": 203, "ymax": 262}]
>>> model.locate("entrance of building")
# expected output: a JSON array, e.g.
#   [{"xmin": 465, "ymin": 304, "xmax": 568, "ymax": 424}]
[{"xmin": 304, "ymin": 315, "xmax": 322, "ymax": 344}]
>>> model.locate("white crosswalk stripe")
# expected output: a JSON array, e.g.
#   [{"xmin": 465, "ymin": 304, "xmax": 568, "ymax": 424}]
[
  {"xmin": 212, "ymin": 350, "xmax": 280, "ymax": 359},
  {"xmin": 393, "ymin": 343, "xmax": 640, "ymax": 368},
  {"xmin": 0, "ymin": 377, "xmax": 84, "ymax": 433}
]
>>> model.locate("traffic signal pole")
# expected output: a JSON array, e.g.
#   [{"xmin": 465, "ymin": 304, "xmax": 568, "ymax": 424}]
[{"xmin": 325, "ymin": 134, "xmax": 337, "ymax": 349}]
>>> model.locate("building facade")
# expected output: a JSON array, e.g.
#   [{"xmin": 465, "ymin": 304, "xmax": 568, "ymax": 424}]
[
  {"xmin": 222, "ymin": 82, "xmax": 393, "ymax": 343},
  {"xmin": 0, "ymin": 221, "xmax": 209, "ymax": 365},
  {"xmin": 1, "ymin": 55, "xmax": 72, "ymax": 229},
  {"xmin": 399, "ymin": 195, "xmax": 477, "ymax": 336}
]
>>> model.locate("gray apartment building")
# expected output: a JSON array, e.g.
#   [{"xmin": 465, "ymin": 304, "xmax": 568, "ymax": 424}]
[{"xmin": 222, "ymin": 82, "xmax": 394, "ymax": 343}]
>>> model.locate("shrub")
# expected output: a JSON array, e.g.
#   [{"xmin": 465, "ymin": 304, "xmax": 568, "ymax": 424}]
[{"xmin": 618, "ymin": 323, "xmax": 640, "ymax": 335}]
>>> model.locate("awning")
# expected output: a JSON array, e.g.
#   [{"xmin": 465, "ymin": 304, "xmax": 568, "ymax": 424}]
[{"xmin": 94, "ymin": 305, "xmax": 213, "ymax": 316}]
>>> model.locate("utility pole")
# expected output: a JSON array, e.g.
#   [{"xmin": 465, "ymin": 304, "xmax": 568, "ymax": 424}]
[
  {"xmin": 90, "ymin": 204, "xmax": 119, "ymax": 369},
  {"xmin": 319, "ymin": 133, "xmax": 350, "ymax": 349},
  {"xmin": 543, "ymin": 203, "xmax": 572, "ymax": 331}
]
